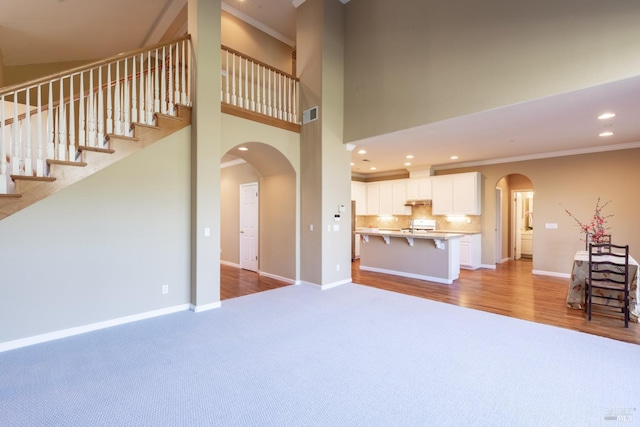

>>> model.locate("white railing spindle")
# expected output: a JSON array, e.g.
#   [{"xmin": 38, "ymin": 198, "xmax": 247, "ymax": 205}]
[
  {"xmin": 106, "ymin": 64, "xmax": 113, "ymax": 135},
  {"xmin": 25, "ymin": 89, "xmax": 32, "ymax": 175},
  {"xmin": 47, "ymin": 82, "xmax": 54, "ymax": 159},
  {"xmin": 78, "ymin": 73, "xmax": 86, "ymax": 148},
  {"xmin": 69, "ymin": 75, "xmax": 76, "ymax": 162},
  {"xmin": 114, "ymin": 61, "xmax": 121, "ymax": 135},
  {"xmin": 12, "ymin": 100, "xmax": 19, "ymax": 175},
  {"xmin": 97, "ymin": 68, "xmax": 104, "ymax": 146}
]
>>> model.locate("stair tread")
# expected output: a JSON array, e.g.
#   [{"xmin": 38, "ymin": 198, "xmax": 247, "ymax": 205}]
[
  {"xmin": 0, "ymin": 193, "xmax": 22, "ymax": 199},
  {"xmin": 47, "ymin": 160, "xmax": 88, "ymax": 167},
  {"xmin": 78, "ymin": 146, "xmax": 116, "ymax": 154},
  {"xmin": 10, "ymin": 175, "xmax": 56, "ymax": 182},
  {"xmin": 106, "ymin": 134, "xmax": 140, "ymax": 142}
]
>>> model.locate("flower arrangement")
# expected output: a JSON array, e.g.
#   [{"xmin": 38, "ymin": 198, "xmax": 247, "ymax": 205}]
[{"xmin": 562, "ymin": 197, "xmax": 613, "ymax": 244}]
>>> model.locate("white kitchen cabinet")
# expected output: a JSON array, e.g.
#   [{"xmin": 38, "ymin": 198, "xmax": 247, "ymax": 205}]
[
  {"xmin": 459, "ymin": 234, "xmax": 482, "ymax": 269},
  {"xmin": 351, "ymin": 181, "xmax": 367, "ymax": 215},
  {"xmin": 406, "ymin": 178, "xmax": 432, "ymax": 200},
  {"xmin": 392, "ymin": 180, "xmax": 412, "ymax": 215},
  {"xmin": 431, "ymin": 172, "xmax": 481, "ymax": 215},
  {"xmin": 355, "ymin": 234, "xmax": 361, "ymax": 258},
  {"xmin": 366, "ymin": 180, "xmax": 410, "ymax": 216}
]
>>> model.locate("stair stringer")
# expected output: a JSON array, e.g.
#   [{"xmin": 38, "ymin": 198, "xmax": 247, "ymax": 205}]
[{"xmin": 0, "ymin": 105, "xmax": 191, "ymax": 221}]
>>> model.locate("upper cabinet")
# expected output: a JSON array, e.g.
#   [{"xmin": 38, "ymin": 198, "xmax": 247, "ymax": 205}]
[
  {"xmin": 431, "ymin": 172, "xmax": 481, "ymax": 215},
  {"xmin": 406, "ymin": 178, "xmax": 432, "ymax": 200},
  {"xmin": 351, "ymin": 181, "xmax": 367, "ymax": 215}
]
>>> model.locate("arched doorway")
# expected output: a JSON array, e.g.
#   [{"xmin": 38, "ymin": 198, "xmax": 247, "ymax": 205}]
[
  {"xmin": 220, "ymin": 142, "xmax": 297, "ymax": 299},
  {"xmin": 496, "ymin": 173, "xmax": 534, "ymax": 263}
]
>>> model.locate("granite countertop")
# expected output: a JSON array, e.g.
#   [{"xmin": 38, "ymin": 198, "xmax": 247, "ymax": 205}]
[{"xmin": 355, "ymin": 228, "xmax": 465, "ymax": 240}]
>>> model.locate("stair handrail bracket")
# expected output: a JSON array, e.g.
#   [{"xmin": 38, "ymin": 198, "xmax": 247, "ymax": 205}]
[{"xmin": 0, "ymin": 35, "xmax": 192, "ymax": 197}]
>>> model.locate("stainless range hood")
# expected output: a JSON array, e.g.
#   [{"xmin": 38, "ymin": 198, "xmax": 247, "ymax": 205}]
[{"xmin": 404, "ymin": 199, "xmax": 432, "ymax": 207}]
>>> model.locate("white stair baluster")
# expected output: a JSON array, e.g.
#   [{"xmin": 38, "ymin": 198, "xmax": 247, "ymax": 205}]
[
  {"xmin": 68, "ymin": 75, "xmax": 76, "ymax": 162},
  {"xmin": 231, "ymin": 53, "xmax": 236, "ymax": 106},
  {"xmin": 106, "ymin": 64, "xmax": 113, "ymax": 135},
  {"xmin": 244, "ymin": 58, "xmax": 249, "ymax": 108},
  {"xmin": 173, "ymin": 43, "xmax": 180, "ymax": 111},
  {"xmin": 78, "ymin": 73, "xmax": 86, "ymax": 148},
  {"xmin": 97, "ymin": 68, "xmax": 104, "ymax": 146},
  {"xmin": 139, "ymin": 54, "xmax": 146, "ymax": 124},
  {"xmin": 131, "ymin": 59, "xmax": 137, "ymax": 124},
  {"xmin": 0, "ymin": 95, "xmax": 6, "ymax": 193},
  {"xmin": 114, "ymin": 61, "xmax": 121, "ymax": 135},
  {"xmin": 238, "ymin": 55, "xmax": 243, "ymax": 108},
  {"xmin": 181, "ymin": 40, "xmax": 187, "ymax": 105},
  {"xmin": 256, "ymin": 64, "xmax": 262, "ymax": 113},
  {"xmin": 88, "ymin": 69, "xmax": 95, "ymax": 147},
  {"xmin": 250, "ymin": 61, "xmax": 255, "ymax": 111},
  {"xmin": 123, "ymin": 60, "xmax": 130, "ymax": 134},
  {"xmin": 25, "ymin": 88, "xmax": 32, "ymax": 175},
  {"xmin": 225, "ymin": 50, "xmax": 230, "ymax": 104},
  {"xmin": 36, "ymin": 85, "xmax": 44, "ymax": 176},
  {"xmin": 186, "ymin": 41, "xmax": 191, "ymax": 106},
  {"xmin": 293, "ymin": 80, "xmax": 298, "ymax": 124},
  {"xmin": 168, "ymin": 47, "xmax": 174, "ymax": 115},
  {"xmin": 47, "ymin": 82, "xmax": 54, "ymax": 159},
  {"xmin": 161, "ymin": 47, "xmax": 167, "ymax": 115},
  {"xmin": 12, "ymin": 96, "xmax": 20, "ymax": 174},
  {"xmin": 148, "ymin": 51, "xmax": 154, "ymax": 123},
  {"xmin": 267, "ymin": 69, "xmax": 272, "ymax": 117},
  {"xmin": 154, "ymin": 49, "xmax": 160, "ymax": 113},
  {"xmin": 58, "ymin": 80, "xmax": 66, "ymax": 161}
]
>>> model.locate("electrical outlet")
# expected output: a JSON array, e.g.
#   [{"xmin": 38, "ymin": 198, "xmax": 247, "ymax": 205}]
[{"xmin": 162, "ymin": 285, "xmax": 169, "ymax": 294}]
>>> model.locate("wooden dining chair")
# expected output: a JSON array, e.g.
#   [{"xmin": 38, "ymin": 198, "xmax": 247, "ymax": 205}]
[
  {"xmin": 584, "ymin": 243, "xmax": 630, "ymax": 327},
  {"xmin": 585, "ymin": 233, "xmax": 611, "ymax": 250}
]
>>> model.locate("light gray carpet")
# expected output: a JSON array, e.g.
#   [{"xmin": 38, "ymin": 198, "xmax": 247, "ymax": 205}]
[{"xmin": 1, "ymin": 283, "xmax": 639, "ymax": 426}]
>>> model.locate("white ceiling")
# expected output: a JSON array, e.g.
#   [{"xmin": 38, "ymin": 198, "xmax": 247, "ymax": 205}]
[{"xmin": 3, "ymin": 0, "xmax": 639, "ymax": 175}]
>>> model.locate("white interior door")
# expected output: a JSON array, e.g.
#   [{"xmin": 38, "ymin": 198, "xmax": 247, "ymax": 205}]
[
  {"xmin": 240, "ymin": 182, "xmax": 259, "ymax": 272},
  {"xmin": 495, "ymin": 188, "xmax": 502, "ymax": 263}
]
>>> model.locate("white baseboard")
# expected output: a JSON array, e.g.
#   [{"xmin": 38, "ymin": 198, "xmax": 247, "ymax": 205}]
[
  {"xmin": 321, "ymin": 278, "xmax": 352, "ymax": 290},
  {"xmin": 532, "ymin": 269, "xmax": 571, "ymax": 279},
  {"xmin": 0, "ymin": 304, "xmax": 191, "ymax": 354},
  {"xmin": 259, "ymin": 271, "xmax": 295, "ymax": 284},
  {"xmin": 190, "ymin": 301, "xmax": 222, "ymax": 312},
  {"xmin": 220, "ymin": 260, "xmax": 240, "ymax": 268},
  {"xmin": 359, "ymin": 265, "xmax": 454, "ymax": 285},
  {"xmin": 480, "ymin": 264, "xmax": 497, "ymax": 270}
]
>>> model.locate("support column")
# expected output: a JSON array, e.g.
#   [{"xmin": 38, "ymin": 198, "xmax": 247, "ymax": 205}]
[
  {"xmin": 188, "ymin": 0, "xmax": 222, "ymax": 310},
  {"xmin": 297, "ymin": 0, "xmax": 351, "ymax": 288}
]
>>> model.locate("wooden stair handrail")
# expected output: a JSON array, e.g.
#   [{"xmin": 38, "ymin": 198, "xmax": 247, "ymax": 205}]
[
  {"xmin": 221, "ymin": 45, "xmax": 298, "ymax": 81},
  {"xmin": 0, "ymin": 34, "xmax": 191, "ymax": 97}
]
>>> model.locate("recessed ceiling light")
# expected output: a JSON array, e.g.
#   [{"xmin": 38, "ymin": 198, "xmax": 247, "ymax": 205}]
[
  {"xmin": 598, "ymin": 113, "xmax": 616, "ymax": 120},
  {"xmin": 238, "ymin": 147, "xmax": 248, "ymax": 151},
  {"xmin": 450, "ymin": 155, "xmax": 459, "ymax": 160},
  {"xmin": 358, "ymin": 149, "xmax": 367, "ymax": 154},
  {"xmin": 370, "ymin": 167, "xmax": 377, "ymax": 171},
  {"xmin": 404, "ymin": 162, "xmax": 412, "ymax": 166},
  {"xmin": 350, "ymin": 162, "xmax": 355, "ymax": 166},
  {"xmin": 406, "ymin": 155, "xmax": 414, "ymax": 159},
  {"xmin": 599, "ymin": 131, "xmax": 614, "ymax": 137}
]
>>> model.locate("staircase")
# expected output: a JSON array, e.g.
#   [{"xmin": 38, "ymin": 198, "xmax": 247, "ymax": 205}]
[{"xmin": 0, "ymin": 36, "xmax": 192, "ymax": 221}]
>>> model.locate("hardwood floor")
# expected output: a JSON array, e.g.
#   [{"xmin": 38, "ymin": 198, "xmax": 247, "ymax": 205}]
[{"xmin": 221, "ymin": 259, "xmax": 640, "ymax": 345}]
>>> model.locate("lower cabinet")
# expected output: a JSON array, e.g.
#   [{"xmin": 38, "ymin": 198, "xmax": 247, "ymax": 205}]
[
  {"xmin": 521, "ymin": 231, "xmax": 533, "ymax": 257},
  {"xmin": 459, "ymin": 234, "xmax": 481, "ymax": 270}
]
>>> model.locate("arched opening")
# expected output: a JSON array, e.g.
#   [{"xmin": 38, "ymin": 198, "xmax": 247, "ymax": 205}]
[
  {"xmin": 220, "ymin": 142, "xmax": 297, "ymax": 299},
  {"xmin": 496, "ymin": 173, "xmax": 534, "ymax": 265}
]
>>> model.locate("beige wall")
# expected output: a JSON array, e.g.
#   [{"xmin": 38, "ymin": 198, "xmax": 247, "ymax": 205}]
[
  {"xmin": 438, "ymin": 147, "xmax": 640, "ymax": 275},
  {"xmin": 221, "ymin": 11, "xmax": 293, "ymax": 74},
  {"xmin": 3, "ymin": 59, "xmax": 94, "ymax": 87},
  {"xmin": 0, "ymin": 128, "xmax": 192, "ymax": 343},
  {"xmin": 343, "ymin": 0, "xmax": 640, "ymax": 142}
]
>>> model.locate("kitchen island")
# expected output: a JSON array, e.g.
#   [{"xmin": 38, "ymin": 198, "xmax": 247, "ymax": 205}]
[{"xmin": 357, "ymin": 229, "xmax": 464, "ymax": 284}]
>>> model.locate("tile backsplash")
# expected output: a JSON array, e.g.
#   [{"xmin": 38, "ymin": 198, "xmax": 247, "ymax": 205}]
[{"xmin": 355, "ymin": 205, "xmax": 481, "ymax": 232}]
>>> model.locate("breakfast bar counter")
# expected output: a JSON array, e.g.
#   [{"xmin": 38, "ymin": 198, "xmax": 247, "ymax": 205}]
[{"xmin": 357, "ymin": 229, "xmax": 464, "ymax": 284}]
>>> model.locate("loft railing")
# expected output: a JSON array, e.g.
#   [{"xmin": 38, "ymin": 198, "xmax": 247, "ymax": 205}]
[
  {"xmin": 221, "ymin": 45, "xmax": 299, "ymax": 127},
  {"xmin": 0, "ymin": 35, "xmax": 192, "ymax": 195}
]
